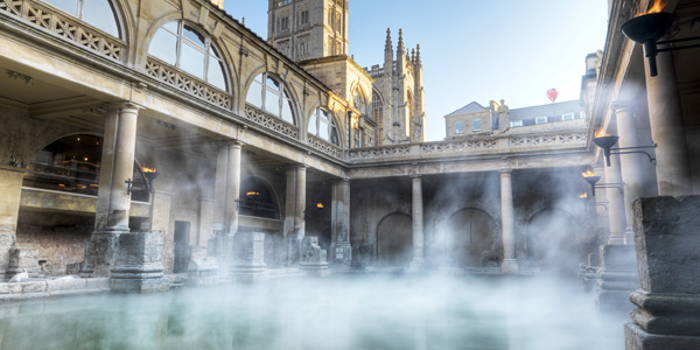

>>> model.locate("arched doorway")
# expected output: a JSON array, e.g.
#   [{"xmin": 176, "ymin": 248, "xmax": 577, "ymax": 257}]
[
  {"xmin": 446, "ymin": 208, "xmax": 501, "ymax": 268},
  {"xmin": 526, "ymin": 209, "xmax": 578, "ymax": 272},
  {"xmin": 376, "ymin": 213, "xmax": 412, "ymax": 266}
]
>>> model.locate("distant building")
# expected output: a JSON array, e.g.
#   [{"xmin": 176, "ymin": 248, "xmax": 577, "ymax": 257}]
[{"xmin": 445, "ymin": 100, "xmax": 585, "ymax": 140}]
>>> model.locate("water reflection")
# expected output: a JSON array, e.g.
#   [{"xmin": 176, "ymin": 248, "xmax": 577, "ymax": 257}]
[{"xmin": 0, "ymin": 275, "xmax": 621, "ymax": 350}]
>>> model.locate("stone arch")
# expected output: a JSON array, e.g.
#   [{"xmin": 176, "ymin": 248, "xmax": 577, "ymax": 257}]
[
  {"xmin": 239, "ymin": 175, "xmax": 281, "ymax": 219},
  {"xmin": 445, "ymin": 208, "xmax": 501, "ymax": 268},
  {"xmin": 307, "ymin": 106, "xmax": 343, "ymax": 147},
  {"xmin": 525, "ymin": 208, "xmax": 579, "ymax": 272},
  {"xmin": 376, "ymin": 212, "xmax": 413, "ymax": 266},
  {"xmin": 24, "ymin": 133, "xmax": 151, "ymax": 202}
]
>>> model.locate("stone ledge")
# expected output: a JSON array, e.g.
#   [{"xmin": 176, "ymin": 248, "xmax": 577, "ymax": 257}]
[
  {"xmin": 0, "ymin": 277, "xmax": 109, "ymax": 302},
  {"xmin": 626, "ymin": 322, "xmax": 700, "ymax": 350}
]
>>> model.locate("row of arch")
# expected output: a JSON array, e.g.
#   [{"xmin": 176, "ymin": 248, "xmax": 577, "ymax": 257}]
[
  {"xmin": 38, "ymin": 0, "xmax": 348, "ymax": 146},
  {"xmin": 376, "ymin": 208, "xmax": 580, "ymax": 270}
]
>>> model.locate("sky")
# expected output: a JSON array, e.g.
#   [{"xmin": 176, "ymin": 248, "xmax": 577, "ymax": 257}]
[{"xmin": 224, "ymin": 1, "xmax": 610, "ymax": 141}]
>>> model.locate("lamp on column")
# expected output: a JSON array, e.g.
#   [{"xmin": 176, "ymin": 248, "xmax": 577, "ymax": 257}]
[
  {"xmin": 582, "ymin": 170, "xmax": 602, "ymax": 197},
  {"xmin": 593, "ymin": 128, "xmax": 657, "ymax": 167},
  {"xmin": 142, "ymin": 166, "xmax": 160, "ymax": 193},
  {"xmin": 621, "ymin": 1, "xmax": 700, "ymax": 77}
]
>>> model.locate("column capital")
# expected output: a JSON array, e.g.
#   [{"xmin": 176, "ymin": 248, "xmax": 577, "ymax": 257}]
[
  {"xmin": 611, "ymin": 100, "xmax": 633, "ymax": 113},
  {"xmin": 106, "ymin": 101, "xmax": 144, "ymax": 113},
  {"xmin": 499, "ymin": 168, "xmax": 513, "ymax": 175}
]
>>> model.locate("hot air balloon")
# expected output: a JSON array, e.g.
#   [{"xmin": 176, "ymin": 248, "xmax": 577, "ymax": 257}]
[{"xmin": 547, "ymin": 89, "xmax": 559, "ymax": 103}]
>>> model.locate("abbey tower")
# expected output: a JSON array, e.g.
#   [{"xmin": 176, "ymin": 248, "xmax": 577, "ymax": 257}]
[{"xmin": 267, "ymin": 0, "xmax": 425, "ymax": 145}]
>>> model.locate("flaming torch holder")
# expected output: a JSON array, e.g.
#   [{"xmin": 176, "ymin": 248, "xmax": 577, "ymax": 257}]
[
  {"xmin": 593, "ymin": 135, "xmax": 657, "ymax": 167},
  {"xmin": 622, "ymin": 12, "xmax": 700, "ymax": 77}
]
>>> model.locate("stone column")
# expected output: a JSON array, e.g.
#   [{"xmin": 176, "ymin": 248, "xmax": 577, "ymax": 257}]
[
  {"xmin": 604, "ymin": 154, "xmax": 627, "ymax": 245},
  {"xmin": 625, "ymin": 196, "xmax": 700, "ymax": 349},
  {"xmin": 331, "ymin": 178, "xmax": 352, "ymax": 265},
  {"xmin": 614, "ymin": 103, "xmax": 649, "ymax": 238},
  {"xmin": 0, "ymin": 167, "xmax": 25, "ymax": 280},
  {"xmin": 82, "ymin": 103, "xmax": 140, "ymax": 277},
  {"xmin": 500, "ymin": 169, "xmax": 519, "ymax": 274},
  {"xmin": 409, "ymin": 175, "xmax": 424, "ymax": 269},
  {"xmin": 645, "ymin": 51, "xmax": 692, "ymax": 196},
  {"xmin": 212, "ymin": 141, "xmax": 242, "ymax": 270},
  {"xmin": 284, "ymin": 165, "xmax": 306, "ymax": 265}
]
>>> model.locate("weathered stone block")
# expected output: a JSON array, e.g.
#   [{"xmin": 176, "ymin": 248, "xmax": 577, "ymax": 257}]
[
  {"xmin": 626, "ymin": 196, "xmax": 700, "ymax": 349},
  {"xmin": 19, "ymin": 281, "xmax": 47, "ymax": 293},
  {"xmin": 231, "ymin": 232, "xmax": 267, "ymax": 282},
  {"xmin": 0, "ymin": 233, "xmax": 14, "ymax": 278},
  {"xmin": 81, "ymin": 232, "xmax": 122, "ymax": 277},
  {"xmin": 46, "ymin": 276, "xmax": 86, "ymax": 292},
  {"xmin": 85, "ymin": 277, "xmax": 109, "ymax": 290},
  {"xmin": 633, "ymin": 196, "xmax": 700, "ymax": 294},
  {"xmin": 6, "ymin": 244, "xmax": 42, "ymax": 278},
  {"xmin": 110, "ymin": 232, "xmax": 168, "ymax": 293},
  {"xmin": 300, "ymin": 236, "xmax": 329, "ymax": 277}
]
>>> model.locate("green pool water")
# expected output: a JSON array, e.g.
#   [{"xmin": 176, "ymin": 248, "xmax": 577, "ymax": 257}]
[{"xmin": 0, "ymin": 275, "xmax": 623, "ymax": 350}]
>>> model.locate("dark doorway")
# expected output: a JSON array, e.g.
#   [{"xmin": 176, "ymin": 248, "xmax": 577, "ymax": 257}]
[
  {"xmin": 174, "ymin": 221, "xmax": 191, "ymax": 273},
  {"xmin": 376, "ymin": 213, "xmax": 413, "ymax": 266},
  {"xmin": 446, "ymin": 208, "xmax": 501, "ymax": 268}
]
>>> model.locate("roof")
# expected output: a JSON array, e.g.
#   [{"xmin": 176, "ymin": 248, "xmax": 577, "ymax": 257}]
[
  {"xmin": 508, "ymin": 100, "xmax": 583, "ymax": 121},
  {"xmin": 445, "ymin": 102, "xmax": 486, "ymax": 117}
]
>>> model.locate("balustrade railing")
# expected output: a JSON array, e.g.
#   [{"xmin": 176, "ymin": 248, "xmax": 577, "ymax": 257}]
[
  {"xmin": 0, "ymin": 0, "xmax": 126, "ymax": 61},
  {"xmin": 146, "ymin": 57, "xmax": 232, "ymax": 110},
  {"xmin": 242, "ymin": 105, "xmax": 298, "ymax": 139}
]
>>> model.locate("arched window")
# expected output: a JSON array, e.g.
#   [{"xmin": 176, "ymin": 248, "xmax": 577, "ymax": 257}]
[
  {"xmin": 245, "ymin": 73, "xmax": 295, "ymax": 124},
  {"xmin": 43, "ymin": 0, "xmax": 120, "ymax": 37},
  {"xmin": 24, "ymin": 134, "xmax": 150, "ymax": 202},
  {"xmin": 353, "ymin": 89, "xmax": 368, "ymax": 117},
  {"xmin": 148, "ymin": 21, "xmax": 228, "ymax": 91},
  {"xmin": 308, "ymin": 108, "xmax": 340, "ymax": 145},
  {"xmin": 371, "ymin": 90, "xmax": 383, "ymax": 122}
]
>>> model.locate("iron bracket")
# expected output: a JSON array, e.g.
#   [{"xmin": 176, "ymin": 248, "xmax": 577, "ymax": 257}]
[{"xmin": 610, "ymin": 144, "xmax": 657, "ymax": 165}]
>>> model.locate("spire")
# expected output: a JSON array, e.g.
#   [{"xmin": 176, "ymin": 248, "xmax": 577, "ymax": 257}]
[
  {"xmin": 415, "ymin": 44, "xmax": 422, "ymax": 66},
  {"xmin": 397, "ymin": 28, "xmax": 405, "ymax": 53},
  {"xmin": 384, "ymin": 28, "xmax": 392, "ymax": 54},
  {"xmin": 411, "ymin": 48, "xmax": 416, "ymax": 65}
]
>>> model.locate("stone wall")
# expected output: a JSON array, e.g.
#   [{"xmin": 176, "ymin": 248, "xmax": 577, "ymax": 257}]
[{"xmin": 15, "ymin": 211, "xmax": 92, "ymax": 275}]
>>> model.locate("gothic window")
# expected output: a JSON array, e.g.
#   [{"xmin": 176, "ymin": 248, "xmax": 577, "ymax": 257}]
[
  {"xmin": 455, "ymin": 120, "xmax": 465, "ymax": 134},
  {"xmin": 43, "ymin": 0, "xmax": 120, "ymax": 37},
  {"xmin": 246, "ymin": 73, "xmax": 296, "ymax": 125},
  {"xmin": 371, "ymin": 90, "xmax": 383, "ymax": 122},
  {"xmin": 300, "ymin": 10, "xmax": 309, "ymax": 25},
  {"xmin": 280, "ymin": 17, "xmax": 289, "ymax": 32},
  {"xmin": 149, "ymin": 21, "xmax": 228, "ymax": 91},
  {"xmin": 308, "ymin": 108, "xmax": 340, "ymax": 145}
]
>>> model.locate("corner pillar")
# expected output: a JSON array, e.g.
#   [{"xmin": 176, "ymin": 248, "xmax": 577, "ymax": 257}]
[
  {"xmin": 0, "ymin": 167, "xmax": 25, "ymax": 280},
  {"xmin": 604, "ymin": 154, "xmax": 627, "ymax": 245},
  {"xmin": 284, "ymin": 165, "xmax": 306, "ymax": 265}
]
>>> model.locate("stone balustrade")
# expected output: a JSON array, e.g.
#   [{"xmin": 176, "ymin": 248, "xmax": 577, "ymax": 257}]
[
  {"xmin": 243, "ymin": 105, "xmax": 299, "ymax": 139},
  {"xmin": 308, "ymin": 134, "xmax": 343, "ymax": 159},
  {"xmin": 146, "ymin": 57, "xmax": 232, "ymax": 110},
  {"xmin": 0, "ymin": 0, "xmax": 126, "ymax": 61},
  {"xmin": 347, "ymin": 130, "xmax": 588, "ymax": 163}
]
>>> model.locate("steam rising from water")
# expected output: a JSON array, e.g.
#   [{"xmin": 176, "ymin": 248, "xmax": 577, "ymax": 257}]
[{"xmin": 0, "ymin": 275, "xmax": 621, "ymax": 350}]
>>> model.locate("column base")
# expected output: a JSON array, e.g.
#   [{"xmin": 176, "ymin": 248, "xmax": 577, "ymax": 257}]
[
  {"xmin": 231, "ymin": 232, "xmax": 267, "ymax": 282},
  {"xmin": 330, "ymin": 242, "xmax": 352, "ymax": 265},
  {"xmin": 501, "ymin": 259, "xmax": 520, "ymax": 274},
  {"xmin": 81, "ymin": 231, "xmax": 124, "ymax": 278},
  {"xmin": 608, "ymin": 233, "xmax": 627, "ymax": 245},
  {"xmin": 109, "ymin": 231, "xmax": 168, "ymax": 293},
  {"xmin": 594, "ymin": 244, "xmax": 638, "ymax": 314},
  {"xmin": 231, "ymin": 265, "xmax": 268, "ymax": 283},
  {"xmin": 626, "ymin": 323, "xmax": 700, "ymax": 350}
]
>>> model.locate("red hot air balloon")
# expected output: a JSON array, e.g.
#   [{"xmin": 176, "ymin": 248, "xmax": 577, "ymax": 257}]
[{"xmin": 547, "ymin": 89, "xmax": 559, "ymax": 103}]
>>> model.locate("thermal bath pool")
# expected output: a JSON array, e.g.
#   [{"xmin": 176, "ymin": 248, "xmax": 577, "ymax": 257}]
[{"xmin": 0, "ymin": 274, "xmax": 622, "ymax": 350}]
